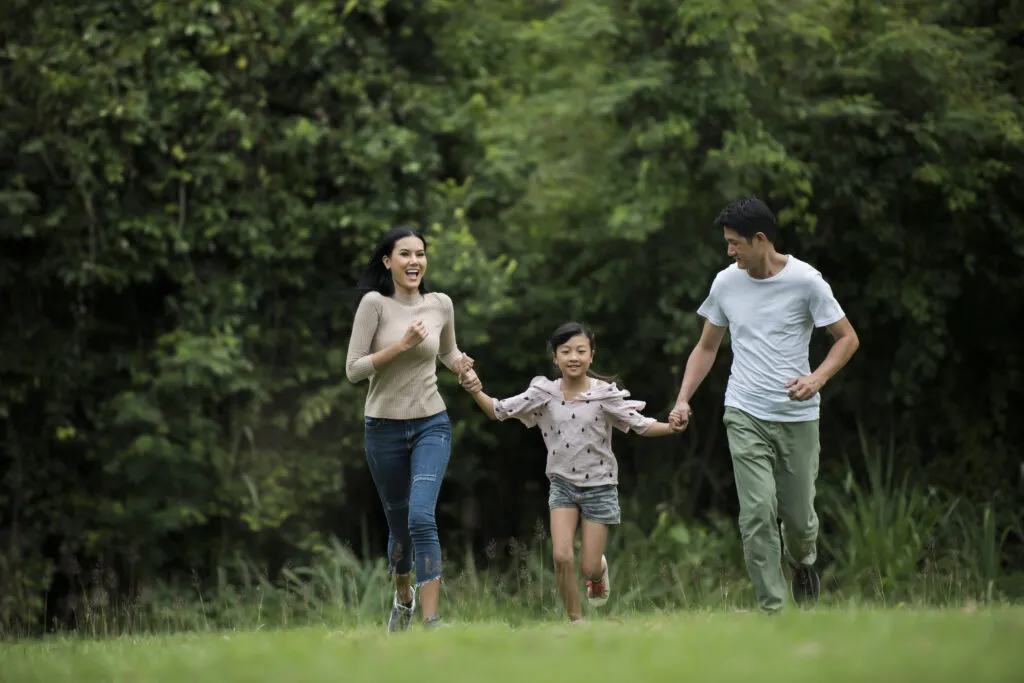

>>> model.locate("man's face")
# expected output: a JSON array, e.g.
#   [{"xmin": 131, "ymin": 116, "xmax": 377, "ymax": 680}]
[{"xmin": 724, "ymin": 226, "xmax": 765, "ymax": 269}]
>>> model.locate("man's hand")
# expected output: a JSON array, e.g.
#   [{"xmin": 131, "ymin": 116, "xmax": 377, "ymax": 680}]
[
  {"xmin": 669, "ymin": 401, "xmax": 692, "ymax": 429},
  {"xmin": 785, "ymin": 374, "xmax": 823, "ymax": 401}
]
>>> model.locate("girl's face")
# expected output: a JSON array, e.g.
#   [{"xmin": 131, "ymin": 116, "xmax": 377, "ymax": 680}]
[
  {"xmin": 383, "ymin": 235, "xmax": 427, "ymax": 295},
  {"xmin": 553, "ymin": 333, "xmax": 594, "ymax": 381}
]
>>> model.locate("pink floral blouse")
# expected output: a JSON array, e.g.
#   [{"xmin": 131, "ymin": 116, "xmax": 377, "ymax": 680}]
[{"xmin": 493, "ymin": 376, "xmax": 655, "ymax": 487}]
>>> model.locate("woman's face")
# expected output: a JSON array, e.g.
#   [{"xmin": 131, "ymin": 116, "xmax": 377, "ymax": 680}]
[{"xmin": 383, "ymin": 235, "xmax": 427, "ymax": 295}]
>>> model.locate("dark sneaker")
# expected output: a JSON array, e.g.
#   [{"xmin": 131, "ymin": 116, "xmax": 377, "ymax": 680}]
[
  {"xmin": 423, "ymin": 615, "xmax": 451, "ymax": 630},
  {"xmin": 388, "ymin": 590, "xmax": 416, "ymax": 633},
  {"xmin": 790, "ymin": 564, "xmax": 820, "ymax": 606}
]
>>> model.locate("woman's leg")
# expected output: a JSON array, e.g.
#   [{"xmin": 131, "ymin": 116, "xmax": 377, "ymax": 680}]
[
  {"xmin": 407, "ymin": 412, "xmax": 453, "ymax": 623},
  {"xmin": 363, "ymin": 417, "xmax": 415, "ymax": 630}
]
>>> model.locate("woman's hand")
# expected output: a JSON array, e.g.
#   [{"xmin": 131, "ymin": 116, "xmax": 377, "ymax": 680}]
[{"xmin": 400, "ymin": 320, "xmax": 429, "ymax": 351}]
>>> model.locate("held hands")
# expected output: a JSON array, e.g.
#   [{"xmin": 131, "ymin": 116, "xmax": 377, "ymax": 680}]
[
  {"xmin": 456, "ymin": 353, "xmax": 475, "ymax": 376},
  {"xmin": 668, "ymin": 401, "xmax": 691, "ymax": 431},
  {"xmin": 459, "ymin": 368, "xmax": 482, "ymax": 394},
  {"xmin": 785, "ymin": 374, "xmax": 823, "ymax": 401}
]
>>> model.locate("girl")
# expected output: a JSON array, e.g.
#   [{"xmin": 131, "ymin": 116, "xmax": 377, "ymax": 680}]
[
  {"xmin": 345, "ymin": 225, "xmax": 477, "ymax": 632},
  {"xmin": 459, "ymin": 321, "xmax": 684, "ymax": 622}
]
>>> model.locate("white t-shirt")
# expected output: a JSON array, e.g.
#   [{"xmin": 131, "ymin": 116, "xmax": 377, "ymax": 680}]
[{"xmin": 697, "ymin": 255, "xmax": 846, "ymax": 422}]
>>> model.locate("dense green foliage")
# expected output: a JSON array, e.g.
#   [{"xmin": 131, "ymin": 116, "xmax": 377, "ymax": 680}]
[{"xmin": 2, "ymin": 0, "xmax": 1023, "ymax": 635}]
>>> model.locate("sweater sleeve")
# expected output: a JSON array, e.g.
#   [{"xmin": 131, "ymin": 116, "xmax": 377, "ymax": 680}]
[
  {"xmin": 435, "ymin": 293, "xmax": 464, "ymax": 372},
  {"xmin": 345, "ymin": 293, "xmax": 382, "ymax": 383}
]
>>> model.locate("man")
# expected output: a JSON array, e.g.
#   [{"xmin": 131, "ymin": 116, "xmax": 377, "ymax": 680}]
[{"xmin": 669, "ymin": 196, "xmax": 859, "ymax": 613}]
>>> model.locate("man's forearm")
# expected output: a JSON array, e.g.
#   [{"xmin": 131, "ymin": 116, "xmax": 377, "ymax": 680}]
[
  {"xmin": 811, "ymin": 336, "xmax": 859, "ymax": 385},
  {"xmin": 676, "ymin": 346, "xmax": 718, "ymax": 404}
]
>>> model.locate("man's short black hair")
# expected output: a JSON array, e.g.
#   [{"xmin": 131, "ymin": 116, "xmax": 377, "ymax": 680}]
[{"xmin": 713, "ymin": 196, "xmax": 778, "ymax": 243}]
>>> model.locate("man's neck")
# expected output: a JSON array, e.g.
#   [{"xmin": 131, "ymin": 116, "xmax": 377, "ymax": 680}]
[{"xmin": 746, "ymin": 251, "xmax": 788, "ymax": 279}]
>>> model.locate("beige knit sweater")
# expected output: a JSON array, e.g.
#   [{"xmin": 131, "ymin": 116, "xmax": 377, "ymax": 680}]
[{"xmin": 345, "ymin": 290, "xmax": 464, "ymax": 419}]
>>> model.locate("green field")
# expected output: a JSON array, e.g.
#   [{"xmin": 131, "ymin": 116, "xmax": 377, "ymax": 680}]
[{"xmin": 3, "ymin": 608, "xmax": 1021, "ymax": 683}]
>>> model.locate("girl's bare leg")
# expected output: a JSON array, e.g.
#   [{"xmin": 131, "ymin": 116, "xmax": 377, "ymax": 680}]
[
  {"xmin": 579, "ymin": 520, "xmax": 609, "ymax": 580},
  {"xmin": 550, "ymin": 508, "xmax": 582, "ymax": 621}
]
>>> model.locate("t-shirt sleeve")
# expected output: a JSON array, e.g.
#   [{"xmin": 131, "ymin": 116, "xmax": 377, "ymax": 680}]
[
  {"xmin": 493, "ymin": 385, "xmax": 549, "ymax": 428},
  {"xmin": 600, "ymin": 397, "xmax": 657, "ymax": 435},
  {"xmin": 807, "ymin": 271, "xmax": 846, "ymax": 328},
  {"xmin": 696, "ymin": 275, "xmax": 728, "ymax": 327}
]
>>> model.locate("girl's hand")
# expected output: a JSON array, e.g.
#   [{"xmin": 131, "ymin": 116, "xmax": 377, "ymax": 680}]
[
  {"xmin": 668, "ymin": 401, "xmax": 691, "ymax": 429},
  {"xmin": 460, "ymin": 369, "xmax": 483, "ymax": 393}
]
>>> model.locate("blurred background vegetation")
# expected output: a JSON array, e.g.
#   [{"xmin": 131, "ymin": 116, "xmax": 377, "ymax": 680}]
[{"xmin": 1, "ymin": 0, "xmax": 1023, "ymax": 637}]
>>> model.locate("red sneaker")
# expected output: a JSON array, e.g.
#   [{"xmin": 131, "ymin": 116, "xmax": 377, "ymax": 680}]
[{"xmin": 586, "ymin": 555, "xmax": 611, "ymax": 606}]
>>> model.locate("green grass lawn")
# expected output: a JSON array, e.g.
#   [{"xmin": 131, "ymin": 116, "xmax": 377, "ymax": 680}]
[{"xmin": 2, "ymin": 607, "xmax": 1021, "ymax": 683}]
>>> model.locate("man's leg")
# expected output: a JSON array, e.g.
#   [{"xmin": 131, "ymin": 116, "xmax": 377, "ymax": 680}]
[
  {"xmin": 774, "ymin": 418, "xmax": 821, "ymax": 604},
  {"xmin": 723, "ymin": 407, "xmax": 787, "ymax": 613}
]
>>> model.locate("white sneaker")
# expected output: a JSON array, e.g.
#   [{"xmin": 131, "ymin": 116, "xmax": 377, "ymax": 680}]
[
  {"xmin": 388, "ymin": 588, "xmax": 416, "ymax": 633},
  {"xmin": 586, "ymin": 555, "xmax": 611, "ymax": 607}
]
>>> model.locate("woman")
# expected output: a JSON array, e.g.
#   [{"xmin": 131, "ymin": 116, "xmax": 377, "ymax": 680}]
[{"xmin": 345, "ymin": 225, "xmax": 476, "ymax": 632}]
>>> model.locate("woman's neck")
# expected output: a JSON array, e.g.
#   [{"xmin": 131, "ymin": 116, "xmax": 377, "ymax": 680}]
[{"xmin": 392, "ymin": 287, "xmax": 421, "ymax": 302}]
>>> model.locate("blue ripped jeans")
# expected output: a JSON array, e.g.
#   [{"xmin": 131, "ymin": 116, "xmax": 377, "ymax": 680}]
[{"xmin": 364, "ymin": 410, "xmax": 451, "ymax": 585}]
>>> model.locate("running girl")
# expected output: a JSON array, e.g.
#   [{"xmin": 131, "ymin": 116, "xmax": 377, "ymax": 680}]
[{"xmin": 459, "ymin": 322, "xmax": 685, "ymax": 622}]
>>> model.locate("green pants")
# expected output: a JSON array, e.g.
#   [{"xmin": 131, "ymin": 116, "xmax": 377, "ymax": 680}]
[{"xmin": 723, "ymin": 406, "xmax": 820, "ymax": 613}]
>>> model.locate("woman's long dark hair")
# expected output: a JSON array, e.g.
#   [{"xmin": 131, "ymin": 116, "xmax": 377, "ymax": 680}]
[
  {"xmin": 353, "ymin": 225, "xmax": 431, "ymax": 305},
  {"xmin": 548, "ymin": 321, "xmax": 625, "ymax": 390}
]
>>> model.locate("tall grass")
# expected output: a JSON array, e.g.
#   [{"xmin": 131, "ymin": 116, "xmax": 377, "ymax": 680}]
[
  {"xmin": 818, "ymin": 424, "xmax": 1024, "ymax": 606},
  {"xmin": 9, "ymin": 433, "xmax": 1023, "ymax": 640}
]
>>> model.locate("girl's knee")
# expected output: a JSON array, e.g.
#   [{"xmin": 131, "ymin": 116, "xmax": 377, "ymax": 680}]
[
  {"xmin": 579, "ymin": 558, "xmax": 602, "ymax": 579},
  {"xmin": 552, "ymin": 547, "xmax": 574, "ymax": 570}
]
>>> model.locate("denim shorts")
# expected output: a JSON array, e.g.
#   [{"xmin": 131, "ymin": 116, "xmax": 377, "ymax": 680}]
[{"xmin": 548, "ymin": 475, "xmax": 621, "ymax": 525}]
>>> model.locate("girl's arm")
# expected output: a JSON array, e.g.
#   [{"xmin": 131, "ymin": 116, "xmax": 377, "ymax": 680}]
[
  {"xmin": 460, "ymin": 370, "xmax": 497, "ymax": 420},
  {"xmin": 470, "ymin": 390, "xmax": 498, "ymax": 421},
  {"xmin": 601, "ymin": 397, "xmax": 685, "ymax": 437},
  {"xmin": 640, "ymin": 421, "xmax": 685, "ymax": 437}
]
